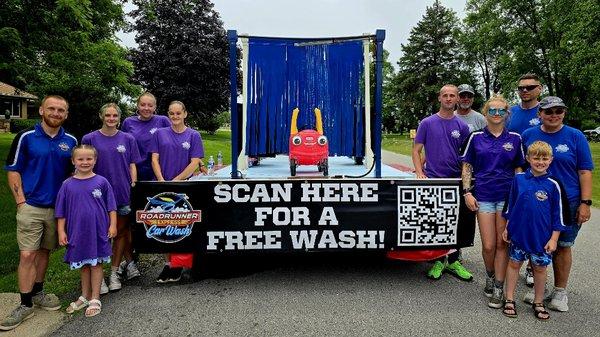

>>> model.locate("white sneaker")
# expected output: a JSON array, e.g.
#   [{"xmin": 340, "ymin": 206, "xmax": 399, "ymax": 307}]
[
  {"xmin": 523, "ymin": 287, "xmax": 552, "ymax": 304},
  {"xmin": 108, "ymin": 271, "xmax": 122, "ymax": 292},
  {"xmin": 548, "ymin": 289, "xmax": 569, "ymax": 312},
  {"xmin": 125, "ymin": 261, "xmax": 141, "ymax": 280},
  {"xmin": 100, "ymin": 278, "xmax": 109, "ymax": 295}
]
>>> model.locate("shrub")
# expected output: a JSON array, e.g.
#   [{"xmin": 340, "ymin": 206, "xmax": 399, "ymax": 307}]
[{"xmin": 9, "ymin": 119, "xmax": 39, "ymax": 133}]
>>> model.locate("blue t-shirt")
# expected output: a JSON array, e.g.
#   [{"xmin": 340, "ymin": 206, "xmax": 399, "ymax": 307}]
[
  {"xmin": 522, "ymin": 125, "xmax": 594, "ymax": 202},
  {"xmin": 4, "ymin": 123, "xmax": 78, "ymax": 207},
  {"xmin": 461, "ymin": 128, "xmax": 525, "ymax": 202},
  {"xmin": 414, "ymin": 114, "xmax": 470, "ymax": 178},
  {"xmin": 507, "ymin": 104, "xmax": 540, "ymax": 135},
  {"xmin": 503, "ymin": 170, "xmax": 568, "ymax": 254}
]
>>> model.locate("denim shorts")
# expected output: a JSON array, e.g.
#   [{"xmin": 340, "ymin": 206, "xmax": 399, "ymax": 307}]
[
  {"xmin": 117, "ymin": 205, "xmax": 131, "ymax": 216},
  {"xmin": 478, "ymin": 200, "xmax": 505, "ymax": 213},
  {"xmin": 558, "ymin": 200, "xmax": 582, "ymax": 248},
  {"xmin": 508, "ymin": 243, "xmax": 552, "ymax": 267}
]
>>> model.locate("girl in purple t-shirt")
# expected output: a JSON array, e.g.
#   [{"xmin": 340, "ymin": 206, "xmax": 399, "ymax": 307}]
[
  {"xmin": 121, "ymin": 92, "xmax": 171, "ymax": 181},
  {"xmin": 460, "ymin": 95, "xmax": 525, "ymax": 309},
  {"xmin": 150, "ymin": 101, "xmax": 207, "ymax": 283},
  {"xmin": 56, "ymin": 145, "xmax": 117, "ymax": 317},
  {"xmin": 82, "ymin": 103, "xmax": 142, "ymax": 292}
]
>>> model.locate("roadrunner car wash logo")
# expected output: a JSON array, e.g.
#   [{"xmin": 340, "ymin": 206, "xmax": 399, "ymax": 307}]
[
  {"xmin": 136, "ymin": 192, "xmax": 201, "ymax": 243},
  {"xmin": 502, "ymin": 142, "xmax": 514, "ymax": 151},
  {"xmin": 535, "ymin": 190, "xmax": 548, "ymax": 201},
  {"xmin": 58, "ymin": 142, "xmax": 71, "ymax": 151}
]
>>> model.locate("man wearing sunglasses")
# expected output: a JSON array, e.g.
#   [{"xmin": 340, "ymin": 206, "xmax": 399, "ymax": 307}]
[
  {"xmin": 455, "ymin": 84, "xmax": 486, "ymax": 133},
  {"xmin": 521, "ymin": 96, "xmax": 594, "ymax": 312},
  {"xmin": 507, "ymin": 73, "xmax": 542, "ymax": 135}
]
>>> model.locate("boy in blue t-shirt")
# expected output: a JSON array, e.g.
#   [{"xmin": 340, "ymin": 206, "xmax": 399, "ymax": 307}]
[{"xmin": 501, "ymin": 141, "xmax": 567, "ymax": 320}]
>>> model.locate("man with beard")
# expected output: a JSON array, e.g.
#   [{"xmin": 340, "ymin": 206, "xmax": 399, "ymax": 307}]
[
  {"xmin": 454, "ymin": 84, "xmax": 486, "ymax": 132},
  {"xmin": 507, "ymin": 73, "xmax": 542, "ymax": 135},
  {"xmin": 1, "ymin": 96, "xmax": 77, "ymax": 331},
  {"xmin": 506, "ymin": 73, "xmax": 543, "ymax": 287},
  {"xmin": 412, "ymin": 84, "xmax": 473, "ymax": 282}
]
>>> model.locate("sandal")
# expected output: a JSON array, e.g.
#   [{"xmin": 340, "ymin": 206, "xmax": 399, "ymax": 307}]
[
  {"xmin": 502, "ymin": 300, "xmax": 517, "ymax": 318},
  {"xmin": 533, "ymin": 302, "xmax": 550, "ymax": 321},
  {"xmin": 85, "ymin": 299, "xmax": 102, "ymax": 318},
  {"xmin": 66, "ymin": 296, "xmax": 89, "ymax": 314}
]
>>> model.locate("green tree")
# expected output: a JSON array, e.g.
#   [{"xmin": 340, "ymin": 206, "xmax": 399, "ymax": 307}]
[
  {"xmin": 388, "ymin": 0, "xmax": 475, "ymax": 130},
  {"xmin": 461, "ymin": 0, "xmax": 600, "ymax": 128},
  {"xmin": 0, "ymin": 0, "xmax": 138, "ymax": 138},
  {"xmin": 129, "ymin": 0, "xmax": 232, "ymax": 133}
]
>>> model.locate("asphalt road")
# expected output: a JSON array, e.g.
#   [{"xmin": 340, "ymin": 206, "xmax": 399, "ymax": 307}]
[{"xmin": 51, "ymin": 207, "xmax": 600, "ymax": 337}]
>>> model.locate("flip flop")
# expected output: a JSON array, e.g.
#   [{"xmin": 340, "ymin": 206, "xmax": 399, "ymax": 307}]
[
  {"xmin": 85, "ymin": 299, "xmax": 101, "ymax": 318},
  {"xmin": 66, "ymin": 296, "xmax": 89, "ymax": 314}
]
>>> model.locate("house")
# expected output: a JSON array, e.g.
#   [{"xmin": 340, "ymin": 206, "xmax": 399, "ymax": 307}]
[{"xmin": 0, "ymin": 81, "xmax": 38, "ymax": 119}]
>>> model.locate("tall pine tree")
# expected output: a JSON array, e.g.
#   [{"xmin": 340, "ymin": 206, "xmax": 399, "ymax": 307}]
[
  {"xmin": 129, "ymin": 0, "xmax": 232, "ymax": 132},
  {"xmin": 388, "ymin": 0, "xmax": 474, "ymax": 128}
]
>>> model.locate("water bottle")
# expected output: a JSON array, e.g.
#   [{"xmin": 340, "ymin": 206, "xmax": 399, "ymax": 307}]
[
  {"xmin": 207, "ymin": 155, "xmax": 215, "ymax": 175},
  {"xmin": 217, "ymin": 151, "xmax": 223, "ymax": 167}
]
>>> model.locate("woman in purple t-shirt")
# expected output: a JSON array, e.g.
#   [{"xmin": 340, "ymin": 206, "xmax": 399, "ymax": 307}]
[
  {"xmin": 121, "ymin": 92, "xmax": 171, "ymax": 181},
  {"xmin": 150, "ymin": 101, "xmax": 207, "ymax": 283},
  {"xmin": 461, "ymin": 95, "xmax": 525, "ymax": 309},
  {"xmin": 82, "ymin": 103, "xmax": 142, "ymax": 292}
]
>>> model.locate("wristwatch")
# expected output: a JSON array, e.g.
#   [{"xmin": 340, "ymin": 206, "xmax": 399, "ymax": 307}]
[{"xmin": 580, "ymin": 199, "xmax": 592, "ymax": 206}]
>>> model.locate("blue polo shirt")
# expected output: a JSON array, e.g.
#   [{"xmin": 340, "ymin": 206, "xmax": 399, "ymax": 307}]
[
  {"xmin": 503, "ymin": 171, "xmax": 568, "ymax": 254},
  {"xmin": 5, "ymin": 123, "xmax": 77, "ymax": 207},
  {"xmin": 461, "ymin": 127, "xmax": 525, "ymax": 202},
  {"xmin": 522, "ymin": 125, "xmax": 594, "ymax": 202},
  {"xmin": 507, "ymin": 104, "xmax": 540, "ymax": 135}
]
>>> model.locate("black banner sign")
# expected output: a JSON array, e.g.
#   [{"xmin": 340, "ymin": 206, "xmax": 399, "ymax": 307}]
[{"xmin": 131, "ymin": 179, "xmax": 475, "ymax": 254}]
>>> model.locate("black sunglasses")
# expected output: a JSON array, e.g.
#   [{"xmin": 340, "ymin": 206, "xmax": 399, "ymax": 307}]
[
  {"xmin": 517, "ymin": 85, "xmax": 539, "ymax": 92},
  {"xmin": 542, "ymin": 108, "xmax": 566, "ymax": 115}
]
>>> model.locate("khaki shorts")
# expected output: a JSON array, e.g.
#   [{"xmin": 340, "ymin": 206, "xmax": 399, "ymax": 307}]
[{"xmin": 16, "ymin": 203, "xmax": 58, "ymax": 251}]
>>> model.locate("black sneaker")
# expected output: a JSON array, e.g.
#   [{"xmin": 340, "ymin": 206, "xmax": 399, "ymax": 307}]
[
  {"xmin": 168, "ymin": 267, "xmax": 183, "ymax": 283},
  {"xmin": 156, "ymin": 265, "xmax": 171, "ymax": 284}
]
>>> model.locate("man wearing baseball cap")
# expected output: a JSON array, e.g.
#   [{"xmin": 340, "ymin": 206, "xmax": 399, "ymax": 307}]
[{"xmin": 455, "ymin": 84, "xmax": 486, "ymax": 132}]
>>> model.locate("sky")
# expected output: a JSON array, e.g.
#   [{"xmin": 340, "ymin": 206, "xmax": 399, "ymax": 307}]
[{"xmin": 117, "ymin": 0, "xmax": 467, "ymax": 68}]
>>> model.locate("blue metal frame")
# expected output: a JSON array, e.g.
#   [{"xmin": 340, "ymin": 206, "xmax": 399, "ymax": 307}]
[
  {"xmin": 227, "ymin": 30, "xmax": 239, "ymax": 178},
  {"xmin": 227, "ymin": 30, "xmax": 386, "ymax": 178},
  {"xmin": 374, "ymin": 29, "xmax": 385, "ymax": 178}
]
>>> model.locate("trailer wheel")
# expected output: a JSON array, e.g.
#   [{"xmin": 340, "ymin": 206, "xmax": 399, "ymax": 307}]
[{"xmin": 290, "ymin": 159, "xmax": 297, "ymax": 176}]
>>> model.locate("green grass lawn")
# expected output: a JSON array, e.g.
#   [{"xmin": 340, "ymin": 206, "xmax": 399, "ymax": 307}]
[
  {"xmin": 0, "ymin": 130, "xmax": 231, "ymax": 297},
  {"xmin": 382, "ymin": 133, "xmax": 600, "ymax": 205},
  {"xmin": 381, "ymin": 133, "xmax": 413, "ymax": 156}
]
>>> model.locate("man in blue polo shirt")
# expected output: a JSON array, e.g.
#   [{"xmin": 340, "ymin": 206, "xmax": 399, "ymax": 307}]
[
  {"xmin": 1, "ymin": 95, "xmax": 77, "ymax": 331},
  {"xmin": 507, "ymin": 73, "xmax": 542, "ymax": 135}
]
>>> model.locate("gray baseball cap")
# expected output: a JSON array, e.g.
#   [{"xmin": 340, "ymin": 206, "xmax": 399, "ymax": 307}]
[
  {"xmin": 540, "ymin": 96, "xmax": 567, "ymax": 110},
  {"xmin": 458, "ymin": 84, "xmax": 474, "ymax": 95}
]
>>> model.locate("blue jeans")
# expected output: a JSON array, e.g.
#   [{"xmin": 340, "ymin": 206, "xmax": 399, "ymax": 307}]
[{"xmin": 558, "ymin": 200, "xmax": 581, "ymax": 247}]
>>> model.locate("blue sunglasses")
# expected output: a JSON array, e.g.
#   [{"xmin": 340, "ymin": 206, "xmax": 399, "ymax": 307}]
[{"xmin": 488, "ymin": 108, "xmax": 507, "ymax": 116}]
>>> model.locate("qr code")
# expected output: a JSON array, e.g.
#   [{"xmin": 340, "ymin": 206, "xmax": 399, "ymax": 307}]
[{"xmin": 396, "ymin": 186, "xmax": 459, "ymax": 246}]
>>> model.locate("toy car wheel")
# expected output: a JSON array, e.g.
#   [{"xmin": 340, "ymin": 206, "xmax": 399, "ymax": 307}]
[
  {"xmin": 322, "ymin": 159, "xmax": 328, "ymax": 176},
  {"xmin": 290, "ymin": 159, "xmax": 297, "ymax": 176},
  {"xmin": 354, "ymin": 157, "xmax": 363, "ymax": 165}
]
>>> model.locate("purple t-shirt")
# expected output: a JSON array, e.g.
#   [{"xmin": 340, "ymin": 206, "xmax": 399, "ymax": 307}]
[
  {"xmin": 149, "ymin": 127, "xmax": 204, "ymax": 181},
  {"xmin": 461, "ymin": 128, "xmax": 525, "ymax": 202},
  {"xmin": 55, "ymin": 175, "xmax": 117, "ymax": 264},
  {"xmin": 414, "ymin": 114, "xmax": 470, "ymax": 178},
  {"xmin": 82, "ymin": 130, "xmax": 141, "ymax": 206},
  {"xmin": 121, "ymin": 115, "xmax": 170, "ymax": 180}
]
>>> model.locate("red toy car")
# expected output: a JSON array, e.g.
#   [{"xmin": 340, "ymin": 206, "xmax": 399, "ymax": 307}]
[{"xmin": 289, "ymin": 107, "xmax": 329, "ymax": 176}]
